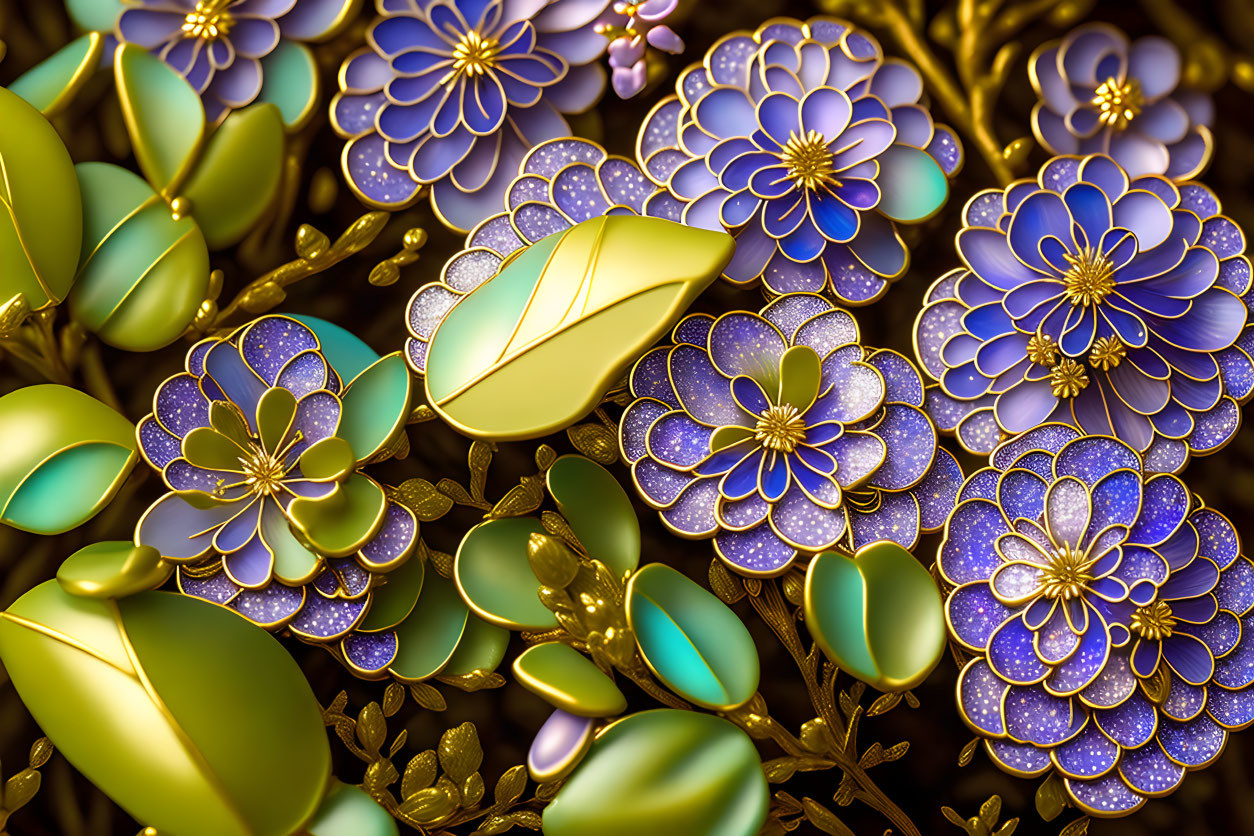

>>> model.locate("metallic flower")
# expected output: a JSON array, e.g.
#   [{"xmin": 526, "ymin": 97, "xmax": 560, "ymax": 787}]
[
  {"xmin": 942, "ymin": 425, "xmax": 1254, "ymax": 817},
  {"xmin": 915, "ymin": 153, "xmax": 1253, "ymax": 471},
  {"xmin": 333, "ymin": 0, "xmax": 613, "ymax": 230},
  {"xmin": 1030, "ymin": 23, "xmax": 1214, "ymax": 181},
  {"xmin": 404, "ymin": 136, "xmax": 673, "ymax": 373},
  {"xmin": 635, "ymin": 16, "xmax": 963, "ymax": 305},
  {"xmin": 115, "ymin": 0, "xmax": 354, "ymax": 123},
  {"xmin": 618, "ymin": 293, "xmax": 963, "ymax": 576},
  {"xmin": 133, "ymin": 316, "xmax": 422, "ymax": 664},
  {"xmin": 598, "ymin": 0, "xmax": 684, "ymax": 98}
]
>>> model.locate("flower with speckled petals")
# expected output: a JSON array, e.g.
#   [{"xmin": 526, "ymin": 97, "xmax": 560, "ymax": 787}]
[
  {"xmin": 915, "ymin": 153, "xmax": 1254, "ymax": 472},
  {"xmin": 1030, "ymin": 23, "xmax": 1214, "ymax": 181},
  {"xmin": 332, "ymin": 0, "xmax": 614, "ymax": 231},
  {"xmin": 616, "ymin": 292, "xmax": 963, "ymax": 577},
  {"xmin": 635, "ymin": 16, "xmax": 963, "ymax": 305},
  {"xmin": 112, "ymin": 0, "xmax": 356, "ymax": 124},
  {"xmin": 943, "ymin": 425, "xmax": 1254, "ymax": 818},
  {"xmin": 132, "ymin": 315, "xmax": 428, "ymax": 676}
]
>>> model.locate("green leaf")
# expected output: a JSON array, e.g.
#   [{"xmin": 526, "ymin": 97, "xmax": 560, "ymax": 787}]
[
  {"xmin": 356, "ymin": 553, "xmax": 424, "ymax": 632},
  {"xmin": 454, "ymin": 517, "xmax": 557, "ymax": 631},
  {"xmin": 875, "ymin": 144, "xmax": 949, "ymax": 223},
  {"xmin": 56, "ymin": 541, "xmax": 172, "ymax": 599},
  {"xmin": 64, "ymin": 0, "xmax": 125, "ymax": 32},
  {"xmin": 114, "ymin": 43, "xmax": 204, "ymax": 195},
  {"xmin": 513, "ymin": 642, "xmax": 627, "ymax": 717},
  {"xmin": 0, "ymin": 385, "xmax": 136, "ymax": 534},
  {"xmin": 291, "ymin": 314, "xmax": 379, "ymax": 381},
  {"xmin": 0, "ymin": 581, "xmax": 330, "ymax": 836},
  {"xmin": 289, "ymin": 473, "xmax": 388, "ymax": 557},
  {"xmin": 339, "ymin": 353, "xmax": 412, "ymax": 463},
  {"xmin": 8, "ymin": 33, "xmax": 104, "ymax": 117},
  {"xmin": 625, "ymin": 563, "xmax": 759, "ymax": 710},
  {"xmin": 180, "ymin": 103, "xmax": 284, "ymax": 249},
  {"xmin": 389, "ymin": 573, "xmax": 468, "ymax": 682},
  {"xmin": 441, "ymin": 615, "xmax": 510, "ymax": 677},
  {"xmin": 299, "ymin": 437, "xmax": 355, "ymax": 482},
  {"xmin": 543, "ymin": 710, "xmax": 767, "ymax": 836},
  {"xmin": 69, "ymin": 162, "xmax": 209, "ymax": 352},
  {"xmin": 306, "ymin": 779, "xmax": 398, "ymax": 836},
  {"xmin": 803, "ymin": 541, "xmax": 945, "ymax": 692},
  {"xmin": 0, "ymin": 86, "xmax": 82, "ymax": 309},
  {"xmin": 257, "ymin": 41, "xmax": 320, "ymax": 129},
  {"xmin": 546, "ymin": 455, "xmax": 639, "ymax": 576},
  {"xmin": 423, "ymin": 216, "xmax": 734, "ymax": 440}
]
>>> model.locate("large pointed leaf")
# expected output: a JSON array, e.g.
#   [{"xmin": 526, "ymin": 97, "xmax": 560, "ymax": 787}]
[
  {"xmin": 543, "ymin": 710, "xmax": 768, "ymax": 836},
  {"xmin": 547, "ymin": 455, "xmax": 639, "ymax": 576},
  {"xmin": 8, "ymin": 33, "xmax": 104, "ymax": 117},
  {"xmin": 114, "ymin": 43, "xmax": 204, "ymax": 195},
  {"xmin": 423, "ymin": 216, "xmax": 734, "ymax": 440},
  {"xmin": 804, "ymin": 541, "xmax": 945, "ymax": 691},
  {"xmin": 625, "ymin": 563, "xmax": 759, "ymax": 710},
  {"xmin": 0, "ymin": 86, "xmax": 82, "ymax": 309},
  {"xmin": 68, "ymin": 162, "xmax": 209, "ymax": 351},
  {"xmin": 339, "ymin": 353, "xmax": 412, "ymax": 462},
  {"xmin": 0, "ymin": 582, "xmax": 330, "ymax": 836},
  {"xmin": 0, "ymin": 384, "xmax": 136, "ymax": 535},
  {"xmin": 181, "ymin": 103, "xmax": 285, "ymax": 249}
]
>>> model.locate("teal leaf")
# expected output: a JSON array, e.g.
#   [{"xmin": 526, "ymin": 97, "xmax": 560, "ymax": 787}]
[
  {"xmin": 291, "ymin": 314, "xmax": 379, "ymax": 381},
  {"xmin": 306, "ymin": 780, "xmax": 398, "ymax": 836},
  {"xmin": 875, "ymin": 144, "xmax": 949, "ymax": 223},
  {"xmin": 8, "ymin": 33, "xmax": 104, "ymax": 117},
  {"xmin": 546, "ymin": 455, "xmax": 639, "ymax": 576},
  {"xmin": 64, "ymin": 0, "xmax": 126, "ymax": 32},
  {"xmin": 625, "ymin": 563, "xmax": 759, "ymax": 710},
  {"xmin": 68, "ymin": 162, "xmax": 209, "ymax": 352},
  {"xmin": 339, "ymin": 352, "xmax": 412, "ymax": 462},
  {"xmin": 114, "ymin": 43, "xmax": 204, "ymax": 195},
  {"xmin": 0, "ymin": 384, "xmax": 136, "ymax": 535},
  {"xmin": 0, "ymin": 86, "xmax": 82, "ymax": 309},
  {"xmin": 257, "ymin": 41, "xmax": 320, "ymax": 129}
]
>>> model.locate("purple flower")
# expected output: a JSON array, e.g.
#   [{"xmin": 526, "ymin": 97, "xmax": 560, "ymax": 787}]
[
  {"xmin": 1030, "ymin": 23, "xmax": 1214, "ymax": 181},
  {"xmin": 600, "ymin": 0, "xmax": 684, "ymax": 98},
  {"xmin": 915, "ymin": 154, "xmax": 1253, "ymax": 470},
  {"xmin": 943, "ymin": 425, "xmax": 1254, "ymax": 817},
  {"xmin": 636, "ymin": 16, "xmax": 962, "ymax": 305},
  {"xmin": 333, "ymin": 0, "xmax": 613, "ymax": 231},
  {"xmin": 404, "ymin": 136, "xmax": 673, "ymax": 372},
  {"xmin": 617, "ymin": 293, "xmax": 963, "ymax": 576},
  {"xmin": 116, "ymin": 0, "xmax": 354, "ymax": 123}
]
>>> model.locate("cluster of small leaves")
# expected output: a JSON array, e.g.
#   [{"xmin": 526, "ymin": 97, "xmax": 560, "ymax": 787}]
[
  {"xmin": 564, "ymin": 408, "xmax": 619, "ymax": 466},
  {"xmin": 0, "ymin": 737, "xmax": 53, "ymax": 834},
  {"xmin": 320, "ymin": 686, "xmax": 545, "ymax": 833},
  {"xmin": 942, "ymin": 795, "xmax": 1019, "ymax": 836}
]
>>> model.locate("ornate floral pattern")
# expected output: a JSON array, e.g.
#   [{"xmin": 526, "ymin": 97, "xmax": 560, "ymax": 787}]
[
  {"xmin": 332, "ymin": 0, "xmax": 613, "ymax": 230},
  {"xmin": 618, "ymin": 293, "xmax": 963, "ymax": 576},
  {"xmin": 914, "ymin": 153, "xmax": 1253, "ymax": 471},
  {"xmin": 115, "ymin": 0, "xmax": 354, "ymax": 123},
  {"xmin": 1029, "ymin": 23, "xmax": 1214, "ymax": 181},
  {"xmin": 635, "ymin": 16, "xmax": 963, "ymax": 304},
  {"xmin": 943, "ymin": 425, "xmax": 1254, "ymax": 817}
]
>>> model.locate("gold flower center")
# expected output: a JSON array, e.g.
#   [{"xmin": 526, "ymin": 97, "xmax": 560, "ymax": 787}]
[
  {"xmin": 781, "ymin": 129, "xmax": 837, "ymax": 192},
  {"xmin": 452, "ymin": 31, "xmax": 502, "ymax": 77},
  {"xmin": 1130, "ymin": 600, "xmax": 1177, "ymax": 641},
  {"xmin": 755, "ymin": 404, "xmax": 807, "ymax": 453},
  {"xmin": 182, "ymin": 0, "xmax": 234, "ymax": 41},
  {"xmin": 1062, "ymin": 247, "xmax": 1116, "ymax": 307},
  {"xmin": 1026, "ymin": 332, "xmax": 1059, "ymax": 366},
  {"xmin": 1088, "ymin": 336, "xmax": 1126, "ymax": 371},
  {"xmin": 1049, "ymin": 358, "xmax": 1089, "ymax": 398},
  {"xmin": 1039, "ymin": 545, "xmax": 1095, "ymax": 600},
  {"xmin": 1092, "ymin": 77, "xmax": 1143, "ymax": 130},
  {"xmin": 212, "ymin": 432, "xmax": 303, "ymax": 498}
]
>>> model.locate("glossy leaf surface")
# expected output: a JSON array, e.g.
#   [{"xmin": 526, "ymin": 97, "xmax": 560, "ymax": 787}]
[
  {"xmin": 547, "ymin": 455, "xmax": 639, "ymax": 576},
  {"xmin": 454, "ymin": 517, "xmax": 557, "ymax": 630},
  {"xmin": 513, "ymin": 641, "xmax": 627, "ymax": 717}
]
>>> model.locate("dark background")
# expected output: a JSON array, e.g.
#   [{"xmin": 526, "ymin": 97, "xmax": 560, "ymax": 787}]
[{"xmin": 2, "ymin": 0, "xmax": 1254, "ymax": 833}]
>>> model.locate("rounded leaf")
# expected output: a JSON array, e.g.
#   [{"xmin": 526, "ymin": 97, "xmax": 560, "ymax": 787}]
[
  {"xmin": 291, "ymin": 314, "xmax": 379, "ymax": 381},
  {"xmin": 389, "ymin": 573, "xmax": 468, "ymax": 682},
  {"xmin": 513, "ymin": 641, "xmax": 627, "ymax": 717},
  {"xmin": 528, "ymin": 709, "xmax": 594, "ymax": 783},
  {"xmin": 8, "ymin": 33, "xmax": 104, "ymax": 117},
  {"xmin": 357, "ymin": 553, "xmax": 424, "ymax": 632},
  {"xmin": 875, "ymin": 145, "xmax": 949, "ymax": 223},
  {"xmin": 455, "ymin": 517, "xmax": 557, "ymax": 630},
  {"xmin": 69, "ymin": 162, "xmax": 209, "ymax": 351},
  {"xmin": 543, "ymin": 710, "xmax": 768, "ymax": 836},
  {"xmin": 0, "ymin": 86, "xmax": 82, "ymax": 309},
  {"xmin": 0, "ymin": 384, "xmax": 136, "ymax": 535},
  {"xmin": 289, "ymin": 473, "xmax": 388, "ymax": 557},
  {"xmin": 423, "ymin": 216, "xmax": 734, "ymax": 440},
  {"xmin": 306, "ymin": 780, "xmax": 398, "ymax": 836},
  {"xmin": 0, "ymin": 581, "xmax": 330, "ymax": 836},
  {"xmin": 625, "ymin": 563, "xmax": 759, "ymax": 710},
  {"xmin": 65, "ymin": 0, "xmax": 126, "ymax": 31},
  {"xmin": 180, "ymin": 103, "xmax": 284, "ymax": 249},
  {"xmin": 547, "ymin": 455, "xmax": 639, "ymax": 576},
  {"xmin": 56, "ymin": 541, "xmax": 172, "ymax": 599},
  {"xmin": 339, "ymin": 353, "xmax": 412, "ymax": 463},
  {"xmin": 441, "ymin": 614, "xmax": 510, "ymax": 676},
  {"xmin": 115, "ymin": 43, "xmax": 204, "ymax": 194},
  {"xmin": 257, "ymin": 41, "xmax": 320, "ymax": 129},
  {"xmin": 803, "ymin": 541, "xmax": 945, "ymax": 692}
]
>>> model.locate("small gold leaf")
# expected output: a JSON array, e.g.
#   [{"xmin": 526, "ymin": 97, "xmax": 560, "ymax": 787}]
[
  {"xmin": 565, "ymin": 423, "xmax": 617, "ymax": 465},
  {"xmin": 461, "ymin": 771, "xmax": 485, "ymax": 807},
  {"xmin": 486, "ymin": 475, "xmax": 546, "ymax": 519},
  {"xmin": 393, "ymin": 478, "xmax": 454, "ymax": 521},
  {"xmin": 468, "ymin": 441, "xmax": 494, "ymax": 501},
  {"xmin": 429, "ymin": 549, "xmax": 454, "ymax": 579},
  {"xmin": 27, "ymin": 738, "xmax": 52, "ymax": 769},
  {"xmin": 437, "ymin": 669, "xmax": 507, "ymax": 691},
  {"xmin": 4, "ymin": 768, "xmax": 40, "ymax": 812},
  {"xmin": 1035, "ymin": 773, "xmax": 1066, "ymax": 822},
  {"xmin": 410, "ymin": 682, "xmax": 447, "ymax": 711},
  {"xmin": 356, "ymin": 702, "xmax": 386, "ymax": 755},
  {"xmin": 867, "ymin": 691, "xmax": 902, "ymax": 716},
  {"xmin": 239, "ymin": 280, "xmax": 285, "ymax": 313},
  {"xmin": 397, "ymin": 786, "xmax": 458, "ymax": 825},
  {"xmin": 390, "ymin": 730, "xmax": 408, "ymax": 758},
  {"xmin": 401, "ymin": 750, "xmax": 438, "ymax": 798},
  {"xmin": 980, "ymin": 794, "xmax": 1003, "ymax": 827},
  {"xmin": 382, "ymin": 682, "xmax": 405, "ymax": 717},
  {"xmin": 438, "ymin": 722, "xmax": 484, "ymax": 783},
  {"xmin": 535, "ymin": 444, "xmax": 557, "ymax": 470},
  {"xmin": 958, "ymin": 737, "xmax": 979, "ymax": 767},
  {"xmin": 294, "ymin": 224, "xmax": 330, "ymax": 259},
  {"xmin": 494, "ymin": 765, "xmax": 527, "ymax": 805},
  {"xmin": 761, "ymin": 757, "xmax": 797, "ymax": 783},
  {"xmin": 708, "ymin": 559, "xmax": 745, "ymax": 605},
  {"xmin": 528, "ymin": 533, "xmax": 581, "ymax": 588},
  {"xmin": 364, "ymin": 759, "xmax": 399, "ymax": 795},
  {"xmin": 1057, "ymin": 816, "xmax": 1088, "ymax": 836},
  {"xmin": 801, "ymin": 798, "xmax": 853, "ymax": 836}
]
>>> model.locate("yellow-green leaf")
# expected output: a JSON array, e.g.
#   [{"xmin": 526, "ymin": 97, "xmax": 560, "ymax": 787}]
[
  {"xmin": 115, "ymin": 43, "xmax": 204, "ymax": 195},
  {"xmin": 423, "ymin": 216, "xmax": 733, "ymax": 440},
  {"xmin": 8, "ymin": 33, "xmax": 103, "ymax": 117}
]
